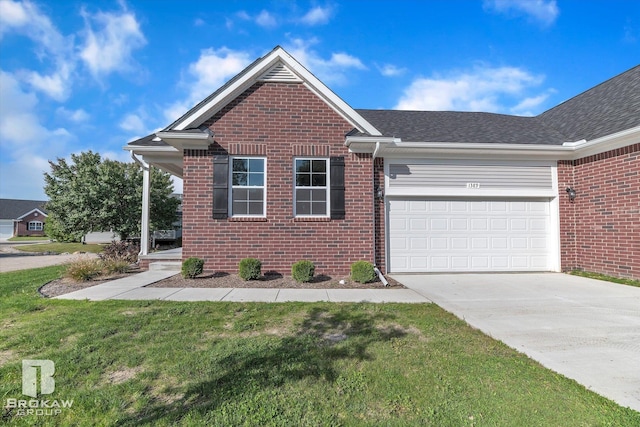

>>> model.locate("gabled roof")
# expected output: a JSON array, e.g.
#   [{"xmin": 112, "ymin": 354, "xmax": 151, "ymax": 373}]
[
  {"xmin": 356, "ymin": 110, "xmax": 567, "ymax": 145},
  {"xmin": 164, "ymin": 46, "xmax": 381, "ymax": 136},
  {"xmin": 0, "ymin": 199, "xmax": 47, "ymax": 220},
  {"xmin": 538, "ymin": 65, "xmax": 640, "ymax": 141}
]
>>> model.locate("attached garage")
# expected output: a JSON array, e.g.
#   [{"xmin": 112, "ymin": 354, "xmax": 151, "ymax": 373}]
[
  {"xmin": 0, "ymin": 220, "xmax": 14, "ymax": 239},
  {"xmin": 385, "ymin": 160, "xmax": 560, "ymax": 273}
]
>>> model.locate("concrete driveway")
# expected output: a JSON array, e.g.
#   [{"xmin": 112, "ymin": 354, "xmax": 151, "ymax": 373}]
[{"xmin": 392, "ymin": 273, "xmax": 640, "ymax": 412}]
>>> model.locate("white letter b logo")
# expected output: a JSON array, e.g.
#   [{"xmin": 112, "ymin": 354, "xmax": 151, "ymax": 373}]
[{"xmin": 22, "ymin": 360, "xmax": 55, "ymax": 398}]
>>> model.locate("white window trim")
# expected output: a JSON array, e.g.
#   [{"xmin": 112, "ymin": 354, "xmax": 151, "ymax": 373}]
[
  {"xmin": 229, "ymin": 156, "xmax": 267, "ymax": 217},
  {"xmin": 293, "ymin": 157, "xmax": 330, "ymax": 217},
  {"xmin": 28, "ymin": 221, "xmax": 43, "ymax": 231}
]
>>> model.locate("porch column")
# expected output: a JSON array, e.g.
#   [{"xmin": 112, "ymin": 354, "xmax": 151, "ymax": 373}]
[{"xmin": 140, "ymin": 159, "xmax": 151, "ymax": 256}]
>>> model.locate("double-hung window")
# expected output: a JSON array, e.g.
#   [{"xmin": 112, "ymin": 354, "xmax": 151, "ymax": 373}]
[
  {"xmin": 294, "ymin": 158, "xmax": 329, "ymax": 217},
  {"xmin": 28, "ymin": 221, "xmax": 43, "ymax": 231},
  {"xmin": 231, "ymin": 157, "xmax": 266, "ymax": 216}
]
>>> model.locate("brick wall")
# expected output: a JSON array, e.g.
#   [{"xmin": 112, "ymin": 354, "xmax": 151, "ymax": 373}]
[
  {"xmin": 558, "ymin": 143, "xmax": 639, "ymax": 279},
  {"xmin": 182, "ymin": 82, "xmax": 376, "ymax": 276},
  {"xmin": 15, "ymin": 211, "xmax": 47, "ymax": 237}
]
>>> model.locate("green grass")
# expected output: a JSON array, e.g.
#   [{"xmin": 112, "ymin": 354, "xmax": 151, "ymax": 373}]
[
  {"xmin": 7, "ymin": 236, "xmax": 50, "ymax": 242},
  {"xmin": 12, "ymin": 242, "xmax": 104, "ymax": 254},
  {"xmin": 570, "ymin": 270, "xmax": 640, "ymax": 288},
  {"xmin": 1, "ymin": 267, "xmax": 638, "ymax": 426}
]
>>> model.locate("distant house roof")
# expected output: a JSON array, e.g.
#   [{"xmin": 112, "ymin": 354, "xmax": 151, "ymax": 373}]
[{"xmin": 0, "ymin": 199, "xmax": 47, "ymax": 220}]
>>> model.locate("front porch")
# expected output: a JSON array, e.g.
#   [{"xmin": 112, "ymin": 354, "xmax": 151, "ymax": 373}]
[{"xmin": 138, "ymin": 247, "xmax": 182, "ymax": 270}]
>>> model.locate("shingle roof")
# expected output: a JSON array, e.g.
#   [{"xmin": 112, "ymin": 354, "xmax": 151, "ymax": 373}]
[
  {"xmin": 355, "ymin": 110, "xmax": 568, "ymax": 144},
  {"xmin": 127, "ymin": 134, "xmax": 165, "ymax": 147},
  {"xmin": 538, "ymin": 65, "xmax": 640, "ymax": 141},
  {"xmin": 0, "ymin": 199, "xmax": 47, "ymax": 220}
]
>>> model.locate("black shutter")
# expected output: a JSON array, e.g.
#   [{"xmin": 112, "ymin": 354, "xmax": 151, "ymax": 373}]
[
  {"xmin": 212, "ymin": 155, "xmax": 229, "ymax": 219},
  {"xmin": 330, "ymin": 156, "xmax": 345, "ymax": 219}
]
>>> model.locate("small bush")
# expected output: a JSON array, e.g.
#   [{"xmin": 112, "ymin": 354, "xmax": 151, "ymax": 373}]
[
  {"xmin": 351, "ymin": 260, "xmax": 377, "ymax": 283},
  {"xmin": 99, "ymin": 240, "xmax": 139, "ymax": 263},
  {"xmin": 239, "ymin": 258, "xmax": 262, "ymax": 281},
  {"xmin": 102, "ymin": 259, "xmax": 131, "ymax": 275},
  {"xmin": 65, "ymin": 257, "xmax": 103, "ymax": 281},
  {"xmin": 182, "ymin": 257, "xmax": 204, "ymax": 279},
  {"xmin": 292, "ymin": 260, "xmax": 315, "ymax": 283}
]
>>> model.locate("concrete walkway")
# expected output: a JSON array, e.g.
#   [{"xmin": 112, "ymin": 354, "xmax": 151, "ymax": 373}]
[
  {"xmin": 54, "ymin": 270, "xmax": 431, "ymax": 303},
  {"xmin": 393, "ymin": 273, "xmax": 640, "ymax": 412}
]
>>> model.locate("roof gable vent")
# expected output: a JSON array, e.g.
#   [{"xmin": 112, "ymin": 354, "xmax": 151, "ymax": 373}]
[{"xmin": 257, "ymin": 62, "xmax": 302, "ymax": 83}]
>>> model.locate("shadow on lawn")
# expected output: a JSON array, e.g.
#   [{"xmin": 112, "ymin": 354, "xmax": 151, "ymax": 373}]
[{"xmin": 122, "ymin": 307, "xmax": 407, "ymax": 425}]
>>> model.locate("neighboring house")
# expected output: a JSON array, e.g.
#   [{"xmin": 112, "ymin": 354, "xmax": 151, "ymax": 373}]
[
  {"xmin": 126, "ymin": 47, "xmax": 639, "ymax": 279},
  {"xmin": 0, "ymin": 199, "xmax": 48, "ymax": 239}
]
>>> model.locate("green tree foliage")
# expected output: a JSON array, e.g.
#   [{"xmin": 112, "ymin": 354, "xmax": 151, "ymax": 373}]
[{"xmin": 44, "ymin": 151, "xmax": 180, "ymax": 242}]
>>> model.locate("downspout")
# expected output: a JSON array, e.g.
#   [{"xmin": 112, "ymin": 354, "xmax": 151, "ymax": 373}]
[
  {"xmin": 131, "ymin": 152, "xmax": 150, "ymax": 257},
  {"xmin": 372, "ymin": 141, "xmax": 389, "ymax": 286}
]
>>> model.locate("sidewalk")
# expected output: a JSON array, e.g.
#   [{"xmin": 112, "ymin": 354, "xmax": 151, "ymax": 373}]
[{"xmin": 54, "ymin": 270, "xmax": 431, "ymax": 303}]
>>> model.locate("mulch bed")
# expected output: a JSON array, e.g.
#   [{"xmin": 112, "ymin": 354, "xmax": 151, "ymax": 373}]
[
  {"xmin": 148, "ymin": 272, "xmax": 405, "ymax": 290},
  {"xmin": 40, "ymin": 269, "xmax": 404, "ymax": 298}
]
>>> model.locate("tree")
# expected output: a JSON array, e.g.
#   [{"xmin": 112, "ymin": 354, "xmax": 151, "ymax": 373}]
[{"xmin": 44, "ymin": 151, "xmax": 179, "ymax": 242}]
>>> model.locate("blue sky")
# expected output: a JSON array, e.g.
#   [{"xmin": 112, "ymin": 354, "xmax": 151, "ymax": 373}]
[{"xmin": 1, "ymin": 0, "xmax": 638, "ymax": 200}]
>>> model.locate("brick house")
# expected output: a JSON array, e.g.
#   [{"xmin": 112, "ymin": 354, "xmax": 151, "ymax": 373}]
[
  {"xmin": 126, "ymin": 47, "xmax": 639, "ymax": 279},
  {"xmin": 0, "ymin": 199, "xmax": 48, "ymax": 238}
]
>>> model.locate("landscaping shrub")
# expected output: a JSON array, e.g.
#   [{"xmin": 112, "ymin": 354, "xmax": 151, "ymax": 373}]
[
  {"xmin": 239, "ymin": 258, "xmax": 262, "ymax": 281},
  {"xmin": 181, "ymin": 257, "xmax": 204, "ymax": 279},
  {"xmin": 99, "ymin": 240, "xmax": 139, "ymax": 263},
  {"xmin": 351, "ymin": 260, "xmax": 377, "ymax": 284},
  {"xmin": 65, "ymin": 257, "xmax": 103, "ymax": 281},
  {"xmin": 292, "ymin": 260, "xmax": 315, "ymax": 283},
  {"xmin": 102, "ymin": 259, "xmax": 131, "ymax": 275}
]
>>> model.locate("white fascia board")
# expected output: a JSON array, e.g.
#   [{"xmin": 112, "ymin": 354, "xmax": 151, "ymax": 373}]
[
  {"xmin": 155, "ymin": 131, "xmax": 211, "ymax": 150},
  {"xmin": 123, "ymin": 145, "xmax": 180, "ymax": 153},
  {"xmin": 171, "ymin": 47, "xmax": 381, "ymax": 136},
  {"xmin": 379, "ymin": 141, "xmax": 576, "ymax": 161},
  {"xmin": 562, "ymin": 125, "xmax": 640, "ymax": 158},
  {"xmin": 344, "ymin": 136, "xmax": 399, "ymax": 153},
  {"xmin": 17, "ymin": 208, "xmax": 48, "ymax": 220}
]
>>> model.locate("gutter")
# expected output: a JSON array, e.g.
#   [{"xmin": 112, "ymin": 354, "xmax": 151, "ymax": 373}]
[{"xmin": 372, "ymin": 140, "xmax": 389, "ymax": 287}]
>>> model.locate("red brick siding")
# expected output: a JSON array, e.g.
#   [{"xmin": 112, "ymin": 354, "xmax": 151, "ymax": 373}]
[
  {"xmin": 15, "ymin": 211, "xmax": 47, "ymax": 237},
  {"xmin": 374, "ymin": 157, "xmax": 386, "ymax": 272},
  {"xmin": 182, "ymin": 82, "xmax": 375, "ymax": 276},
  {"xmin": 558, "ymin": 143, "xmax": 640, "ymax": 279}
]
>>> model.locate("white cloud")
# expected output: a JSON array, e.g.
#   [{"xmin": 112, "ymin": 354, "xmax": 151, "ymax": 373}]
[
  {"xmin": 119, "ymin": 113, "xmax": 146, "ymax": 133},
  {"xmin": 0, "ymin": 155, "xmax": 50, "ymax": 200},
  {"xmin": 510, "ymin": 91, "xmax": 553, "ymax": 116},
  {"xmin": 484, "ymin": 0, "xmax": 559, "ymax": 26},
  {"xmin": 378, "ymin": 63, "xmax": 407, "ymax": 77},
  {"xmin": 395, "ymin": 65, "xmax": 548, "ymax": 114},
  {"xmin": 299, "ymin": 6, "xmax": 332, "ymax": 25},
  {"xmin": 79, "ymin": 7, "xmax": 147, "ymax": 76},
  {"xmin": 0, "ymin": 0, "xmax": 75, "ymax": 101},
  {"xmin": 0, "ymin": 70, "xmax": 71, "ymax": 147},
  {"xmin": 56, "ymin": 107, "xmax": 90, "ymax": 123},
  {"xmin": 285, "ymin": 38, "xmax": 367, "ymax": 85},
  {"xmin": 255, "ymin": 10, "xmax": 277, "ymax": 28},
  {"xmin": 164, "ymin": 47, "xmax": 252, "ymax": 123}
]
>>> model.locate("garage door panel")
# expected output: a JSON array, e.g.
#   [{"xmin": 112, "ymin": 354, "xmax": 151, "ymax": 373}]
[{"xmin": 389, "ymin": 199, "xmax": 551, "ymax": 272}]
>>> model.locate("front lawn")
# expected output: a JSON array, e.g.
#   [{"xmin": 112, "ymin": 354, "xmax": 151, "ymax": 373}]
[
  {"xmin": 12, "ymin": 242, "xmax": 104, "ymax": 254},
  {"xmin": 1, "ymin": 267, "xmax": 638, "ymax": 426},
  {"xmin": 7, "ymin": 236, "xmax": 50, "ymax": 242}
]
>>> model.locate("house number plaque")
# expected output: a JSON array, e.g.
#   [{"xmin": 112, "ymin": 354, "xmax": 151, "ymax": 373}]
[{"xmin": 466, "ymin": 183, "xmax": 481, "ymax": 189}]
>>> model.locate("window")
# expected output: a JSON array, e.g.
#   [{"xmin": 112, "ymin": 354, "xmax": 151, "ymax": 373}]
[
  {"xmin": 231, "ymin": 157, "xmax": 266, "ymax": 216},
  {"xmin": 28, "ymin": 221, "xmax": 43, "ymax": 231},
  {"xmin": 294, "ymin": 158, "xmax": 329, "ymax": 216}
]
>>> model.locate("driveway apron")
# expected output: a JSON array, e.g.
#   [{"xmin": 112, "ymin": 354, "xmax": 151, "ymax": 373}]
[{"xmin": 392, "ymin": 273, "xmax": 640, "ymax": 412}]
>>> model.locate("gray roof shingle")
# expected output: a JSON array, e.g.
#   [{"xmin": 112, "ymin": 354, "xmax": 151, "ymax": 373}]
[
  {"xmin": 538, "ymin": 65, "xmax": 640, "ymax": 141},
  {"xmin": 355, "ymin": 110, "xmax": 568, "ymax": 144},
  {"xmin": 0, "ymin": 199, "xmax": 47, "ymax": 220}
]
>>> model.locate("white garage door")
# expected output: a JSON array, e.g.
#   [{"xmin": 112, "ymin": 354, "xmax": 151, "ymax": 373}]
[
  {"xmin": 0, "ymin": 220, "xmax": 14, "ymax": 239},
  {"xmin": 389, "ymin": 199, "xmax": 551, "ymax": 273}
]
